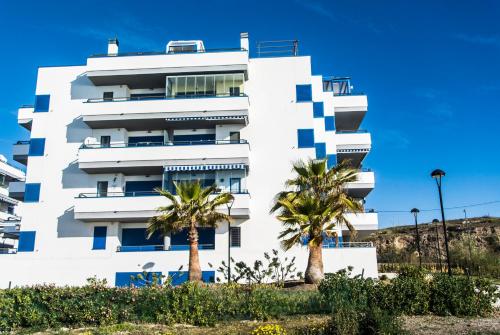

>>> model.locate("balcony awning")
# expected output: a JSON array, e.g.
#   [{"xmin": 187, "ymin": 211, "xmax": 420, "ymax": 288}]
[
  {"xmin": 165, "ymin": 115, "xmax": 247, "ymax": 122},
  {"xmin": 164, "ymin": 164, "xmax": 247, "ymax": 172},
  {"xmin": 0, "ymin": 194, "xmax": 18, "ymax": 206}
]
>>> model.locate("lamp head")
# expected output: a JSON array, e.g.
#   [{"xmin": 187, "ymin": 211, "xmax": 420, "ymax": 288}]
[
  {"xmin": 410, "ymin": 208, "xmax": 420, "ymax": 214},
  {"xmin": 432, "ymin": 219, "xmax": 439, "ymax": 224},
  {"xmin": 226, "ymin": 197, "xmax": 235, "ymax": 210},
  {"xmin": 431, "ymin": 169, "xmax": 446, "ymax": 179}
]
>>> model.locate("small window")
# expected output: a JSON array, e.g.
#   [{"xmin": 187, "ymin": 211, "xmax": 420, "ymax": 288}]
[
  {"xmin": 7, "ymin": 206, "xmax": 14, "ymax": 215},
  {"xmin": 97, "ymin": 181, "xmax": 108, "ymax": 197},
  {"xmin": 100, "ymin": 136, "xmax": 111, "ymax": 148},
  {"xmin": 229, "ymin": 132, "xmax": 240, "ymax": 142},
  {"xmin": 230, "ymin": 178, "xmax": 241, "ymax": 193},
  {"xmin": 169, "ymin": 44, "xmax": 196, "ymax": 53},
  {"xmin": 103, "ymin": 92, "xmax": 114, "ymax": 101},
  {"xmin": 92, "ymin": 226, "xmax": 107, "ymax": 250},
  {"xmin": 230, "ymin": 227, "xmax": 241, "ymax": 247},
  {"xmin": 34, "ymin": 95, "xmax": 50, "ymax": 112}
]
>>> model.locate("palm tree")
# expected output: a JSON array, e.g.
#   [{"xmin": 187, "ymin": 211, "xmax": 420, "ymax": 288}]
[
  {"xmin": 148, "ymin": 181, "xmax": 233, "ymax": 282},
  {"xmin": 271, "ymin": 159, "xmax": 363, "ymax": 284}
]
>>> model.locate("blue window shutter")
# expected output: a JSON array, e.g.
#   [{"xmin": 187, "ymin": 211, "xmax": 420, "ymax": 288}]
[
  {"xmin": 296, "ymin": 85, "xmax": 312, "ymax": 102},
  {"xmin": 92, "ymin": 226, "xmax": 107, "ymax": 250},
  {"xmin": 18, "ymin": 231, "xmax": 36, "ymax": 252},
  {"xmin": 28, "ymin": 138, "xmax": 45, "ymax": 156},
  {"xmin": 168, "ymin": 271, "xmax": 189, "ymax": 286},
  {"xmin": 327, "ymin": 155, "xmax": 337, "ymax": 169},
  {"xmin": 324, "ymin": 116, "xmax": 335, "ymax": 131},
  {"xmin": 313, "ymin": 102, "xmax": 324, "ymax": 118},
  {"xmin": 24, "ymin": 183, "xmax": 41, "ymax": 203},
  {"xmin": 34, "ymin": 95, "xmax": 50, "ymax": 112},
  {"xmin": 297, "ymin": 129, "xmax": 315, "ymax": 148},
  {"xmin": 202, "ymin": 271, "xmax": 215, "ymax": 283},
  {"xmin": 315, "ymin": 143, "xmax": 326, "ymax": 159}
]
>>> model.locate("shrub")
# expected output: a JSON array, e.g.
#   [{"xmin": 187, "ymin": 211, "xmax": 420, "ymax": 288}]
[
  {"xmin": 385, "ymin": 266, "xmax": 430, "ymax": 315},
  {"xmin": 430, "ymin": 273, "xmax": 499, "ymax": 316}
]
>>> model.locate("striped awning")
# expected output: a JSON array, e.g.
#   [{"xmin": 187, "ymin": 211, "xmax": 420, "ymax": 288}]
[
  {"xmin": 164, "ymin": 164, "xmax": 247, "ymax": 172},
  {"xmin": 0, "ymin": 194, "xmax": 18, "ymax": 206},
  {"xmin": 165, "ymin": 115, "xmax": 247, "ymax": 122}
]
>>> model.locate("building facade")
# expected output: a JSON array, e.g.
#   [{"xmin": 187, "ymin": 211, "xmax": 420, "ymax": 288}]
[
  {"xmin": 1, "ymin": 33, "xmax": 378, "ymax": 287},
  {"xmin": 0, "ymin": 155, "xmax": 25, "ymax": 254}
]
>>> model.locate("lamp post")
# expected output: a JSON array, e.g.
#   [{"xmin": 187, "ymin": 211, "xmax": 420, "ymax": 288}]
[
  {"xmin": 431, "ymin": 169, "xmax": 452, "ymax": 276},
  {"xmin": 226, "ymin": 197, "xmax": 235, "ymax": 283},
  {"xmin": 410, "ymin": 208, "xmax": 422, "ymax": 267},
  {"xmin": 432, "ymin": 219, "xmax": 443, "ymax": 273}
]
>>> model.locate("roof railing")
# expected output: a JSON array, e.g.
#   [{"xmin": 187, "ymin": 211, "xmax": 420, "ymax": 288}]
[
  {"xmin": 89, "ymin": 47, "xmax": 246, "ymax": 58},
  {"xmin": 256, "ymin": 40, "xmax": 299, "ymax": 57}
]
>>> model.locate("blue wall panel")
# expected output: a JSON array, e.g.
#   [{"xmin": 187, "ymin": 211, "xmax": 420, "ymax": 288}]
[
  {"xmin": 34, "ymin": 95, "xmax": 50, "ymax": 112},
  {"xmin": 168, "ymin": 271, "xmax": 215, "ymax": 286},
  {"xmin": 28, "ymin": 138, "xmax": 45, "ymax": 156},
  {"xmin": 18, "ymin": 231, "xmax": 36, "ymax": 252},
  {"xmin": 296, "ymin": 85, "xmax": 312, "ymax": 102},
  {"xmin": 315, "ymin": 143, "xmax": 326, "ymax": 159},
  {"xmin": 297, "ymin": 129, "xmax": 315, "ymax": 148},
  {"xmin": 92, "ymin": 226, "xmax": 107, "ymax": 250},
  {"xmin": 324, "ymin": 116, "xmax": 335, "ymax": 131},
  {"xmin": 115, "ymin": 272, "xmax": 162, "ymax": 287},
  {"xmin": 24, "ymin": 183, "xmax": 41, "ymax": 203},
  {"xmin": 327, "ymin": 155, "xmax": 337, "ymax": 169},
  {"xmin": 313, "ymin": 102, "xmax": 324, "ymax": 118}
]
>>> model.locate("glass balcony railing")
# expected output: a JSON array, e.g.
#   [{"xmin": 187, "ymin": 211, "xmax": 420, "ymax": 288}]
[
  {"xmin": 116, "ymin": 244, "xmax": 215, "ymax": 252},
  {"xmin": 80, "ymin": 139, "xmax": 248, "ymax": 149},
  {"xmin": 323, "ymin": 77, "xmax": 364, "ymax": 96},
  {"xmin": 77, "ymin": 189, "xmax": 249, "ymax": 198}
]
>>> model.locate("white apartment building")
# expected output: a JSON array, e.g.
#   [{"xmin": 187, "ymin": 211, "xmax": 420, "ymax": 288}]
[
  {"xmin": 1, "ymin": 33, "xmax": 378, "ymax": 287},
  {"xmin": 0, "ymin": 155, "xmax": 25, "ymax": 254}
]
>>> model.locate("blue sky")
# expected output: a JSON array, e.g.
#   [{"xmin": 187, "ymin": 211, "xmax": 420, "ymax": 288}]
[{"xmin": 0, "ymin": 0, "xmax": 499, "ymax": 228}]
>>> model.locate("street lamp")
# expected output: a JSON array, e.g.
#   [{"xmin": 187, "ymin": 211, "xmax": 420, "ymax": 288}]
[
  {"xmin": 431, "ymin": 169, "xmax": 452, "ymax": 276},
  {"xmin": 226, "ymin": 197, "xmax": 235, "ymax": 283},
  {"xmin": 410, "ymin": 208, "xmax": 422, "ymax": 267},
  {"xmin": 432, "ymin": 219, "xmax": 443, "ymax": 273}
]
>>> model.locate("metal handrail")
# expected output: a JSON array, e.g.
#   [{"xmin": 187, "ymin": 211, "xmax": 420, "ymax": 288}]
[
  {"xmin": 19, "ymin": 105, "xmax": 34, "ymax": 109},
  {"xmin": 14, "ymin": 140, "xmax": 30, "ymax": 145},
  {"xmin": 86, "ymin": 92, "xmax": 247, "ymax": 103},
  {"xmin": 80, "ymin": 139, "xmax": 248, "ymax": 149},
  {"xmin": 89, "ymin": 47, "xmax": 246, "ymax": 58},
  {"xmin": 0, "ymin": 247, "xmax": 17, "ymax": 254},
  {"xmin": 77, "ymin": 189, "xmax": 249, "ymax": 198},
  {"xmin": 116, "ymin": 244, "xmax": 215, "ymax": 252},
  {"xmin": 323, "ymin": 242, "xmax": 373, "ymax": 248},
  {"xmin": 336, "ymin": 130, "xmax": 369, "ymax": 134}
]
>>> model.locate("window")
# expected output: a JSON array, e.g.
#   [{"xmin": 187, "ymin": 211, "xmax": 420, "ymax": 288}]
[
  {"xmin": 97, "ymin": 181, "xmax": 108, "ymax": 197},
  {"xmin": 28, "ymin": 138, "xmax": 45, "ymax": 156},
  {"xmin": 125, "ymin": 180, "xmax": 162, "ymax": 196},
  {"xmin": 34, "ymin": 95, "xmax": 50, "ymax": 112},
  {"xmin": 92, "ymin": 226, "xmax": 107, "ymax": 250},
  {"xmin": 313, "ymin": 102, "xmax": 324, "ymax": 118},
  {"xmin": 121, "ymin": 228, "xmax": 163, "ymax": 249},
  {"xmin": 230, "ymin": 178, "xmax": 241, "ymax": 193},
  {"xmin": 315, "ymin": 143, "xmax": 326, "ymax": 159},
  {"xmin": 296, "ymin": 85, "xmax": 312, "ymax": 102},
  {"xmin": 100, "ymin": 136, "xmax": 111, "ymax": 148},
  {"xmin": 103, "ymin": 92, "xmax": 114, "ymax": 101},
  {"xmin": 166, "ymin": 74, "xmax": 244, "ymax": 98},
  {"xmin": 230, "ymin": 227, "xmax": 241, "ymax": 247},
  {"xmin": 297, "ymin": 129, "xmax": 315, "ymax": 148},
  {"xmin": 229, "ymin": 132, "xmax": 240, "ymax": 142},
  {"xmin": 324, "ymin": 116, "xmax": 335, "ymax": 131},
  {"xmin": 18, "ymin": 231, "xmax": 36, "ymax": 252},
  {"xmin": 7, "ymin": 206, "xmax": 14, "ymax": 215},
  {"xmin": 128, "ymin": 136, "xmax": 164, "ymax": 146},
  {"xmin": 24, "ymin": 183, "xmax": 41, "ymax": 203},
  {"xmin": 0, "ymin": 175, "xmax": 6, "ymax": 187},
  {"xmin": 170, "ymin": 228, "xmax": 215, "ymax": 250},
  {"xmin": 168, "ymin": 44, "xmax": 196, "ymax": 53}
]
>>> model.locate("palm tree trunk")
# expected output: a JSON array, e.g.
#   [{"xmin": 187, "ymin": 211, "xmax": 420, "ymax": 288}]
[
  {"xmin": 188, "ymin": 225, "xmax": 202, "ymax": 282},
  {"xmin": 305, "ymin": 245, "xmax": 324, "ymax": 284}
]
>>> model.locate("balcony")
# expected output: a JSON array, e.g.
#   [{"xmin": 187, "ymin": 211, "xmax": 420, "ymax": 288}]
[
  {"xmin": 81, "ymin": 95, "xmax": 249, "ymax": 131},
  {"xmin": 0, "ymin": 212, "xmax": 20, "ymax": 224},
  {"xmin": 343, "ymin": 212, "xmax": 378, "ymax": 232},
  {"xmin": 345, "ymin": 170, "xmax": 375, "ymax": 198},
  {"xmin": 0, "ymin": 160, "xmax": 25, "ymax": 182},
  {"xmin": 84, "ymin": 49, "xmax": 248, "ymax": 88},
  {"xmin": 78, "ymin": 140, "xmax": 250, "ymax": 174},
  {"xmin": 74, "ymin": 191, "xmax": 250, "ymax": 222},
  {"xmin": 8, "ymin": 181, "xmax": 25, "ymax": 201},
  {"xmin": 333, "ymin": 95, "xmax": 367, "ymax": 131},
  {"xmin": 12, "ymin": 141, "xmax": 29, "ymax": 165},
  {"xmin": 18, "ymin": 106, "xmax": 34, "ymax": 131},
  {"xmin": 335, "ymin": 130, "xmax": 371, "ymax": 167}
]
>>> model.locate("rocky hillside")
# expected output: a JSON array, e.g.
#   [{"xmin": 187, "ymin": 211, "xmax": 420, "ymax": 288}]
[{"xmin": 363, "ymin": 217, "xmax": 500, "ymax": 268}]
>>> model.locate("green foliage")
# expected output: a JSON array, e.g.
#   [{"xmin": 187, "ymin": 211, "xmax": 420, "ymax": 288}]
[
  {"xmin": 386, "ymin": 266, "xmax": 430, "ymax": 315},
  {"xmin": 252, "ymin": 324, "xmax": 287, "ymax": 335},
  {"xmin": 429, "ymin": 274, "xmax": 499, "ymax": 316}
]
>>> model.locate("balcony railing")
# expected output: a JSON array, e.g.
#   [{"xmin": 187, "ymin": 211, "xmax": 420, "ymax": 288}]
[
  {"xmin": 77, "ymin": 189, "xmax": 249, "ymax": 198},
  {"xmin": 336, "ymin": 130, "xmax": 368, "ymax": 134},
  {"xmin": 89, "ymin": 47, "xmax": 246, "ymax": 58},
  {"xmin": 116, "ymin": 244, "xmax": 215, "ymax": 252},
  {"xmin": 86, "ymin": 92, "xmax": 247, "ymax": 103},
  {"xmin": 323, "ymin": 77, "xmax": 364, "ymax": 96},
  {"xmin": 80, "ymin": 139, "xmax": 248, "ymax": 149},
  {"xmin": 323, "ymin": 242, "xmax": 374, "ymax": 249},
  {"xmin": 0, "ymin": 247, "xmax": 17, "ymax": 254}
]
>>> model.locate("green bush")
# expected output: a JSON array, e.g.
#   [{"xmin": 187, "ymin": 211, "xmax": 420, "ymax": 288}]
[
  {"xmin": 429, "ymin": 274, "xmax": 499, "ymax": 316},
  {"xmin": 386, "ymin": 266, "xmax": 430, "ymax": 315}
]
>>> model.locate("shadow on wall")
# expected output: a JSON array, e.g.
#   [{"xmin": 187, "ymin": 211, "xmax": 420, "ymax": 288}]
[
  {"xmin": 67, "ymin": 116, "xmax": 91, "ymax": 143},
  {"xmin": 57, "ymin": 207, "xmax": 91, "ymax": 238},
  {"xmin": 62, "ymin": 161, "xmax": 90, "ymax": 189},
  {"xmin": 71, "ymin": 75, "xmax": 97, "ymax": 100}
]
